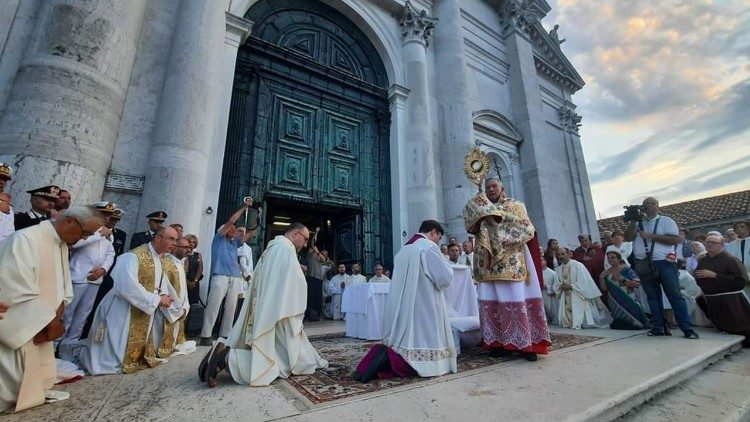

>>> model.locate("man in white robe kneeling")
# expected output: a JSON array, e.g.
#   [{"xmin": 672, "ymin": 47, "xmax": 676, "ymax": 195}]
[
  {"xmin": 78, "ymin": 227, "xmax": 186, "ymax": 374},
  {"xmin": 554, "ymin": 248, "xmax": 612, "ymax": 329},
  {"xmin": 354, "ymin": 220, "xmax": 456, "ymax": 381},
  {"xmin": 0, "ymin": 205, "xmax": 103, "ymax": 413},
  {"xmin": 198, "ymin": 223, "xmax": 327, "ymax": 387}
]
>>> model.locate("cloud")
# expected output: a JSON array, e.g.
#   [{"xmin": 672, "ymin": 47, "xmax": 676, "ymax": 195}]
[{"xmin": 544, "ymin": 0, "xmax": 750, "ymax": 219}]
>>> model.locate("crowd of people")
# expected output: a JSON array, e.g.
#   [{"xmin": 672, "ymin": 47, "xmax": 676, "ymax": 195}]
[{"xmin": 1, "ymin": 159, "xmax": 749, "ymax": 413}]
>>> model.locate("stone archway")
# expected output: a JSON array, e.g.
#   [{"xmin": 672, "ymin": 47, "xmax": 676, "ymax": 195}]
[
  {"xmin": 473, "ymin": 110, "xmax": 524, "ymax": 200},
  {"xmin": 219, "ymin": 0, "xmax": 393, "ymax": 270}
]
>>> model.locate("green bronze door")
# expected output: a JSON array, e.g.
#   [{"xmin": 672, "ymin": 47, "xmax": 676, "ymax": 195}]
[{"xmin": 219, "ymin": 0, "xmax": 392, "ymax": 270}]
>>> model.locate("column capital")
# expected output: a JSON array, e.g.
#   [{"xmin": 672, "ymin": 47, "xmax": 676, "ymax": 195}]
[
  {"xmin": 388, "ymin": 84, "xmax": 411, "ymax": 108},
  {"xmin": 500, "ymin": 0, "xmax": 545, "ymax": 38},
  {"xmin": 558, "ymin": 104, "xmax": 582, "ymax": 135},
  {"xmin": 399, "ymin": 1, "xmax": 437, "ymax": 47},
  {"xmin": 225, "ymin": 12, "xmax": 253, "ymax": 47}
]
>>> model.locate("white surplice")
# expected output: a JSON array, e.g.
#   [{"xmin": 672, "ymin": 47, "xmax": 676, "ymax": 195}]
[
  {"xmin": 226, "ymin": 235, "xmax": 327, "ymax": 386},
  {"xmin": 347, "ymin": 274, "xmax": 367, "ymax": 286},
  {"xmin": 0, "ymin": 205, "xmax": 14, "ymax": 243},
  {"xmin": 382, "ymin": 234, "xmax": 457, "ymax": 377},
  {"xmin": 555, "ymin": 259, "xmax": 612, "ymax": 329},
  {"xmin": 324, "ymin": 274, "xmax": 347, "ymax": 320},
  {"xmin": 542, "ymin": 267, "xmax": 560, "ymax": 325},
  {"xmin": 368, "ymin": 275, "xmax": 391, "ymax": 283},
  {"xmin": 0, "ymin": 221, "xmax": 73, "ymax": 413},
  {"xmin": 164, "ymin": 254, "xmax": 193, "ymax": 354},
  {"xmin": 79, "ymin": 244, "xmax": 183, "ymax": 374}
]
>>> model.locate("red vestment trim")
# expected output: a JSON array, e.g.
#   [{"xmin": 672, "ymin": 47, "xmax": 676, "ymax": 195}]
[{"xmin": 478, "ymin": 297, "xmax": 551, "ymax": 354}]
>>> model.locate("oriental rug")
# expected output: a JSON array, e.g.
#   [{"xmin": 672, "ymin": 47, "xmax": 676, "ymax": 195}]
[{"xmin": 284, "ymin": 332, "xmax": 602, "ymax": 404}]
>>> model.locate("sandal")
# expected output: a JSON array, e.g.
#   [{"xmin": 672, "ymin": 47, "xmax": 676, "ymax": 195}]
[{"xmin": 205, "ymin": 343, "xmax": 229, "ymax": 388}]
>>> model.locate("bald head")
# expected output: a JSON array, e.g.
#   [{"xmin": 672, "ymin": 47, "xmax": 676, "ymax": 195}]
[{"xmin": 152, "ymin": 226, "xmax": 179, "ymax": 255}]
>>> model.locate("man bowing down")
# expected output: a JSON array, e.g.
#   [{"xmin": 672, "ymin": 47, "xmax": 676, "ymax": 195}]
[
  {"xmin": 79, "ymin": 227, "xmax": 186, "ymax": 374},
  {"xmin": 199, "ymin": 223, "xmax": 327, "ymax": 387}
]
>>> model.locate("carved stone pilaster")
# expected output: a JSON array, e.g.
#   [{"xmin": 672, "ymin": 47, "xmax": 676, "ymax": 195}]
[
  {"xmin": 500, "ymin": 0, "xmax": 544, "ymax": 37},
  {"xmin": 558, "ymin": 105, "xmax": 582, "ymax": 134},
  {"xmin": 400, "ymin": 1, "xmax": 437, "ymax": 47}
]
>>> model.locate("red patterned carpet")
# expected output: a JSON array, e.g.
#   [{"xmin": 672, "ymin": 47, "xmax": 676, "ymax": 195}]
[{"xmin": 284, "ymin": 333, "xmax": 602, "ymax": 404}]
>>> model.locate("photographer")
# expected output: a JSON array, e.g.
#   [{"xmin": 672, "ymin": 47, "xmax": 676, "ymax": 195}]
[{"xmin": 624, "ymin": 197, "xmax": 699, "ymax": 339}]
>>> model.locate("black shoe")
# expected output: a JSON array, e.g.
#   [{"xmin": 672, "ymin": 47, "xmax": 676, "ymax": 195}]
[
  {"xmin": 489, "ymin": 348, "xmax": 512, "ymax": 358},
  {"xmin": 199, "ymin": 337, "xmax": 213, "ymax": 346},
  {"xmin": 521, "ymin": 352, "xmax": 538, "ymax": 362},
  {"xmin": 205, "ymin": 343, "xmax": 229, "ymax": 388},
  {"xmin": 198, "ymin": 341, "xmax": 219, "ymax": 382},
  {"xmin": 683, "ymin": 329, "xmax": 700, "ymax": 339},
  {"xmin": 647, "ymin": 329, "xmax": 665, "ymax": 336}
]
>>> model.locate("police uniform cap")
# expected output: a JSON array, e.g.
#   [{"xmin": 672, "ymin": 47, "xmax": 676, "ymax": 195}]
[
  {"xmin": 27, "ymin": 185, "xmax": 61, "ymax": 199},
  {"xmin": 91, "ymin": 201, "xmax": 117, "ymax": 214},
  {"xmin": 147, "ymin": 211, "xmax": 167, "ymax": 222},
  {"xmin": 0, "ymin": 163, "xmax": 11, "ymax": 180}
]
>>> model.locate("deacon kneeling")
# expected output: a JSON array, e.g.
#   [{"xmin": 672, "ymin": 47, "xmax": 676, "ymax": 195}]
[
  {"xmin": 199, "ymin": 223, "xmax": 327, "ymax": 387},
  {"xmin": 354, "ymin": 220, "xmax": 456, "ymax": 382},
  {"xmin": 78, "ymin": 227, "xmax": 187, "ymax": 374}
]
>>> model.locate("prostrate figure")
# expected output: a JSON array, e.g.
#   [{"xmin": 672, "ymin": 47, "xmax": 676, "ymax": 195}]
[
  {"xmin": 356, "ymin": 220, "xmax": 456, "ymax": 380},
  {"xmin": 695, "ymin": 234, "xmax": 750, "ymax": 346},
  {"xmin": 324, "ymin": 263, "xmax": 348, "ymax": 320},
  {"xmin": 0, "ymin": 205, "xmax": 103, "ymax": 413},
  {"xmin": 554, "ymin": 248, "xmax": 612, "ymax": 329},
  {"xmin": 463, "ymin": 178, "xmax": 550, "ymax": 361},
  {"xmin": 79, "ymin": 227, "xmax": 184, "ymax": 374},
  {"xmin": 348, "ymin": 263, "xmax": 367, "ymax": 285},
  {"xmin": 369, "ymin": 264, "xmax": 391, "ymax": 283},
  {"xmin": 58, "ymin": 202, "xmax": 117, "ymax": 360},
  {"xmin": 199, "ymin": 223, "xmax": 328, "ymax": 387},
  {"xmin": 129, "ymin": 211, "xmax": 167, "ymax": 250}
]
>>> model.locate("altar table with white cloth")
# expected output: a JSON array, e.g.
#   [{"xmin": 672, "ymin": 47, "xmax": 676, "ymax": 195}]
[
  {"xmin": 341, "ymin": 283, "xmax": 390, "ymax": 340},
  {"xmin": 444, "ymin": 264, "xmax": 481, "ymax": 354}
]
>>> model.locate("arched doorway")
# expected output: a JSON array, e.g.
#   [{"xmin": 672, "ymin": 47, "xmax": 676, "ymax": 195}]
[{"xmin": 218, "ymin": 0, "xmax": 392, "ymax": 271}]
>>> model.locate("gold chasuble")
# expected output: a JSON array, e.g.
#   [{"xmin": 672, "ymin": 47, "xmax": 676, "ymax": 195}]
[
  {"xmin": 463, "ymin": 193, "xmax": 536, "ymax": 283},
  {"xmin": 122, "ymin": 245, "xmax": 178, "ymax": 373},
  {"xmin": 158, "ymin": 258, "xmax": 180, "ymax": 358}
]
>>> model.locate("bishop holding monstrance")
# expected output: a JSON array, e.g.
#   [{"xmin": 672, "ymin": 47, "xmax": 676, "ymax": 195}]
[{"xmin": 462, "ymin": 149, "xmax": 551, "ymax": 361}]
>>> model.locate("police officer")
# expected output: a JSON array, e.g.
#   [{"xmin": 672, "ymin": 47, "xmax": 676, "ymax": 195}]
[
  {"xmin": 14, "ymin": 185, "xmax": 61, "ymax": 230},
  {"xmin": 129, "ymin": 210, "xmax": 167, "ymax": 249}
]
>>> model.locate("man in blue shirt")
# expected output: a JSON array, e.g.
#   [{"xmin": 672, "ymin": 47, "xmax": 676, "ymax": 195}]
[{"xmin": 200, "ymin": 198, "xmax": 258, "ymax": 345}]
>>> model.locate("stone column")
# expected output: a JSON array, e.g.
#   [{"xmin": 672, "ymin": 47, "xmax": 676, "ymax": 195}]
[
  {"xmin": 0, "ymin": 0, "xmax": 148, "ymax": 204},
  {"xmin": 399, "ymin": 1, "xmax": 439, "ymax": 233},
  {"xmin": 388, "ymin": 84, "xmax": 411, "ymax": 250},
  {"xmin": 433, "ymin": 0, "xmax": 475, "ymax": 239},
  {"xmin": 500, "ymin": 0, "xmax": 554, "ymax": 240},
  {"xmin": 196, "ymin": 13, "xmax": 252, "ymax": 303},
  {"xmin": 0, "ymin": 0, "xmax": 43, "ymax": 116},
  {"xmin": 137, "ymin": 1, "xmax": 241, "ymax": 234}
]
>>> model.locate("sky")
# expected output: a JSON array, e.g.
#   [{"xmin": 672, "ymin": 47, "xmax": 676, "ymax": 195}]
[{"xmin": 545, "ymin": 0, "xmax": 750, "ymax": 218}]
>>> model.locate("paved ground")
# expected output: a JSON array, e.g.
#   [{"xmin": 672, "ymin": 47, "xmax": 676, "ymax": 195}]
[{"xmin": 2, "ymin": 322, "xmax": 745, "ymax": 421}]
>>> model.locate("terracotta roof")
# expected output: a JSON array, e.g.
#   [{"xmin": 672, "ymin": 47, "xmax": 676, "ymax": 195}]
[{"xmin": 597, "ymin": 190, "xmax": 750, "ymax": 233}]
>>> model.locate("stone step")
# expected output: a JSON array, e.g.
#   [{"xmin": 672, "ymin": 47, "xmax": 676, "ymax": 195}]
[{"xmin": 620, "ymin": 350, "xmax": 750, "ymax": 422}]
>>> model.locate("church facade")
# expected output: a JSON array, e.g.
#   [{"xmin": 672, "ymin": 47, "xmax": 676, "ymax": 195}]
[{"xmin": 0, "ymin": 0, "xmax": 598, "ymax": 270}]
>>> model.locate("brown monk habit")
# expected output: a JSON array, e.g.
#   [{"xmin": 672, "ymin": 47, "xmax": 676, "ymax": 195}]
[{"xmin": 695, "ymin": 251, "xmax": 750, "ymax": 342}]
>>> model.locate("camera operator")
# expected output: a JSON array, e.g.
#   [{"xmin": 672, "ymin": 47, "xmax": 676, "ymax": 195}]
[{"xmin": 624, "ymin": 197, "xmax": 699, "ymax": 339}]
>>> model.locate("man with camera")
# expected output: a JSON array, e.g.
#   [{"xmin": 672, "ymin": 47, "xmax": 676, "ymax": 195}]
[
  {"xmin": 624, "ymin": 197, "xmax": 699, "ymax": 339},
  {"xmin": 200, "ymin": 198, "xmax": 258, "ymax": 346}
]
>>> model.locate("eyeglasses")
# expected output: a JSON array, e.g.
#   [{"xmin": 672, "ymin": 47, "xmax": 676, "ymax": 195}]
[{"xmin": 73, "ymin": 218, "xmax": 96, "ymax": 237}]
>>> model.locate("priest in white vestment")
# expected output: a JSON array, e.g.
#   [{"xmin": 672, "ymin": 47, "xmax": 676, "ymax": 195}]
[
  {"xmin": 541, "ymin": 256, "xmax": 560, "ymax": 325},
  {"xmin": 199, "ymin": 223, "xmax": 327, "ymax": 387},
  {"xmin": 164, "ymin": 236, "xmax": 195, "ymax": 354},
  {"xmin": 78, "ymin": 227, "xmax": 185, "ymax": 375},
  {"xmin": 0, "ymin": 206, "xmax": 102, "ymax": 413},
  {"xmin": 0, "ymin": 191, "xmax": 14, "ymax": 243},
  {"xmin": 381, "ymin": 220, "xmax": 457, "ymax": 377},
  {"xmin": 324, "ymin": 263, "xmax": 348, "ymax": 319},
  {"xmin": 347, "ymin": 263, "xmax": 367, "ymax": 285},
  {"xmin": 368, "ymin": 264, "xmax": 391, "ymax": 283},
  {"xmin": 554, "ymin": 248, "xmax": 613, "ymax": 329}
]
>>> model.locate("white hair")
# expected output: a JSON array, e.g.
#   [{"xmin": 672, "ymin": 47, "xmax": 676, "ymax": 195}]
[
  {"xmin": 705, "ymin": 234, "xmax": 724, "ymax": 244},
  {"xmin": 57, "ymin": 204, "xmax": 103, "ymax": 224}
]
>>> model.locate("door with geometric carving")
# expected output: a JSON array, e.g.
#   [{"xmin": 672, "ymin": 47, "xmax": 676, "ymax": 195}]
[{"xmin": 218, "ymin": 0, "xmax": 392, "ymax": 271}]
